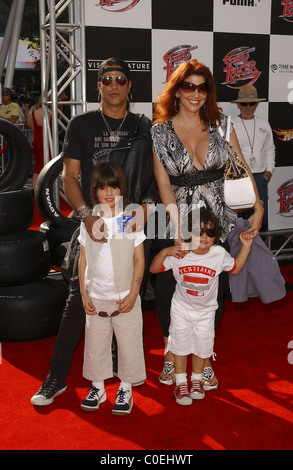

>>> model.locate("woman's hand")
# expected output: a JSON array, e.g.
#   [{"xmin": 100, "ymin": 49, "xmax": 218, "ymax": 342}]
[{"xmin": 242, "ymin": 202, "xmax": 264, "ymax": 239}]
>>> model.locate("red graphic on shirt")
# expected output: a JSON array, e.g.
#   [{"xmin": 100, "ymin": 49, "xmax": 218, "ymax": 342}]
[
  {"xmin": 180, "ymin": 266, "xmax": 214, "ymax": 297},
  {"xmin": 186, "ymin": 290, "xmax": 205, "ymax": 297},
  {"xmin": 183, "ymin": 275, "xmax": 209, "ymax": 284},
  {"xmin": 179, "ymin": 265, "xmax": 216, "ymax": 277}
]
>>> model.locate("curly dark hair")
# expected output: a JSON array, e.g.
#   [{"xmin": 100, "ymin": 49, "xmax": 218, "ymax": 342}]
[{"xmin": 184, "ymin": 206, "xmax": 222, "ymax": 245}]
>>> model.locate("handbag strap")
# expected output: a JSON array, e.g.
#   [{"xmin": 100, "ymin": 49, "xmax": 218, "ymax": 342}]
[
  {"xmin": 218, "ymin": 115, "xmax": 231, "ymax": 143},
  {"xmin": 218, "ymin": 116, "xmax": 241, "ymax": 176}
]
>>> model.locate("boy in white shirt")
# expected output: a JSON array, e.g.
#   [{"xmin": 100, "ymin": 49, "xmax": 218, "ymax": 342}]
[{"xmin": 150, "ymin": 207, "xmax": 252, "ymax": 405}]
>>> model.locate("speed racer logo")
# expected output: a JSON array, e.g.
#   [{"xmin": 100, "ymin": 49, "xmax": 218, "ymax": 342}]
[
  {"xmin": 277, "ymin": 179, "xmax": 293, "ymax": 217},
  {"xmin": 163, "ymin": 45, "xmax": 198, "ymax": 82},
  {"xmin": 97, "ymin": 0, "xmax": 140, "ymax": 12},
  {"xmin": 279, "ymin": 0, "xmax": 293, "ymax": 22},
  {"xmin": 222, "ymin": 46, "xmax": 261, "ymax": 88}
]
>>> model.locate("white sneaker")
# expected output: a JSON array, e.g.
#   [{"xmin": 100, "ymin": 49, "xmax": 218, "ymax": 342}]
[
  {"xmin": 112, "ymin": 388, "xmax": 133, "ymax": 416},
  {"xmin": 80, "ymin": 386, "xmax": 106, "ymax": 411}
]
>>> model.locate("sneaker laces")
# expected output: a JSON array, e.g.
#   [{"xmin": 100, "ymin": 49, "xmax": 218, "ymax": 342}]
[
  {"xmin": 177, "ymin": 382, "xmax": 189, "ymax": 397},
  {"xmin": 42, "ymin": 376, "xmax": 58, "ymax": 393},
  {"xmin": 87, "ymin": 386, "xmax": 100, "ymax": 399},
  {"xmin": 191, "ymin": 379, "xmax": 202, "ymax": 392},
  {"xmin": 116, "ymin": 388, "xmax": 129, "ymax": 403}
]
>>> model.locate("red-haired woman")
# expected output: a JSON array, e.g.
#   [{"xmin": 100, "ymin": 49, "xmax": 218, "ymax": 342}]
[{"xmin": 150, "ymin": 60, "xmax": 263, "ymax": 394}]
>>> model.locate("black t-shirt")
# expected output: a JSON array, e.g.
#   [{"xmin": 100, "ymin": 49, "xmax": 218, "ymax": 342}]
[{"xmin": 62, "ymin": 110, "xmax": 145, "ymax": 207}]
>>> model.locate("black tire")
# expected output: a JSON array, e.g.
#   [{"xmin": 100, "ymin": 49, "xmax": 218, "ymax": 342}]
[
  {"xmin": 0, "ymin": 187, "xmax": 34, "ymax": 234},
  {"xmin": 0, "ymin": 272, "xmax": 68, "ymax": 342},
  {"xmin": 0, "ymin": 118, "xmax": 33, "ymax": 191},
  {"xmin": 34, "ymin": 155, "xmax": 80, "ymax": 229},
  {"xmin": 0, "ymin": 230, "xmax": 51, "ymax": 286},
  {"xmin": 39, "ymin": 221, "xmax": 79, "ymax": 267}
]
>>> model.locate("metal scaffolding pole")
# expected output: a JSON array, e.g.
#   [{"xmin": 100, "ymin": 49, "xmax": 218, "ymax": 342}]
[
  {"xmin": 0, "ymin": 0, "xmax": 26, "ymax": 88},
  {"xmin": 39, "ymin": 0, "xmax": 86, "ymax": 165}
]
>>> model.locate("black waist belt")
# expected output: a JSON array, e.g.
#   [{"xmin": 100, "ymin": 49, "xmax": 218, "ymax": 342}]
[{"xmin": 169, "ymin": 165, "xmax": 225, "ymax": 187}]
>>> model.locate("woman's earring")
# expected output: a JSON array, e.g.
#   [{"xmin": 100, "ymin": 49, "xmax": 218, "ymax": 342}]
[{"xmin": 175, "ymin": 97, "xmax": 180, "ymax": 113}]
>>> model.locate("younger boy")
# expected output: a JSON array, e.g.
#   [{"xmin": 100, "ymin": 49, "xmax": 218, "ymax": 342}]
[{"xmin": 150, "ymin": 207, "xmax": 252, "ymax": 405}]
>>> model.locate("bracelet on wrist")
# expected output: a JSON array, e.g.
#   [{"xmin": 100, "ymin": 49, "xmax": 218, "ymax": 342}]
[
  {"xmin": 77, "ymin": 204, "xmax": 87, "ymax": 214},
  {"xmin": 142, "ymin": 198, "xmax": 155, "ymax": 205},
  {"xmin": 80, "ymin": 208, "xmax": 92, "ymax": 220},
  {"xmin": 255, "ymin": 200, "xmax": 264, "ymax": 206}
]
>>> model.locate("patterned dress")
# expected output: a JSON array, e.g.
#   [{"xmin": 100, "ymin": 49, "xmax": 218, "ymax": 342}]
[{"xmin": 151, "ymin": 114, "xmax": 237, "ymax": 241}]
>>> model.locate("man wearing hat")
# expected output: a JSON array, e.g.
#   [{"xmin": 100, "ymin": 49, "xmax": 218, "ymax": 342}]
[
  {"xmin": 231, "ymin": 85, "xmax": 275, "ymax": 227},
  {"xmin": 0, "ymin": 87, "xmax": 21, "ymax": 125},
  {"xmin": 31, "ymin": 57, "xmax": 157, "ymax": 409}
]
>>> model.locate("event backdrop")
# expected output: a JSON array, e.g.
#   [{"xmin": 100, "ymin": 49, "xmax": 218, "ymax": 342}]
[{"xmin": 84, "ymin": 0, "xmax": 293, "ymax": 230}]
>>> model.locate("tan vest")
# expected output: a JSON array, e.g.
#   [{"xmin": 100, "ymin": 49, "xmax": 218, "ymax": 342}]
[{"xmin": 84, "ymin": 230, "xmax": 135, "ymax": 295}]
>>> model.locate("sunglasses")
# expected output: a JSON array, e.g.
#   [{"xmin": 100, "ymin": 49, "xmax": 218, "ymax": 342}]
[
  {"xmin": 187, "ymin": 226, "xmax": 216, "ymax": 239},
  {"xmin": 98, "ymin": 310, "xmax": 120, "ymax": 317},
  {"xmin": 199, "ymin": 227, "xmax": 216, "ymax": 238},
  {"xmin": 240, "ymin": 102, "xmax": 257, "ymax": 107},
  {"xmin": 2, "ymin": 93, "xmax": 10, "ymax": 96},
  {"xmin": 100, "ymin": 76, "xmax": 127, "ymax": 86},
  {"xmin": 180, "ymin": 81, "xmax": 208, "ymax": 94}
]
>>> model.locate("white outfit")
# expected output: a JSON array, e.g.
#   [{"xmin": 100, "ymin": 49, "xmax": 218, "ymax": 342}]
[
  {"xmin": 78, "ymin": 213, "xmax": 146, "ymax": 383},
  {"xmin": 163, "ymin": 245, "xmax": 235, "ymax": 358},
  {"xmin": 232, "ymin": 115, "xmax": 275, "ymax": 174}
]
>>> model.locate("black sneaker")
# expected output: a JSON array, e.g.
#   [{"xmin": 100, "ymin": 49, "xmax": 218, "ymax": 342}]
[
  {"xmin": 80, "ymin": 386, "xmax": 107, "ymax": 412},
  {"xmin": 31, "ymin": 376, "xmax": 67, "ymax": 406},
  {"xmin": 112, "ymin": 388, "xmax": 133, "ymax": 416}
]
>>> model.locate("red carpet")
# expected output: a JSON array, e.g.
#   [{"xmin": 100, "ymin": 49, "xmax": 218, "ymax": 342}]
[{"xmin": 1, "ymin": 204, "xmax": 293, "ymax": 451}]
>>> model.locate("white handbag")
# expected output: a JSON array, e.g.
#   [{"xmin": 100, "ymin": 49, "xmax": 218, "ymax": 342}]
[{"xmin": 219, "ymin": 116, "xmax": 256, "ymax": 211}]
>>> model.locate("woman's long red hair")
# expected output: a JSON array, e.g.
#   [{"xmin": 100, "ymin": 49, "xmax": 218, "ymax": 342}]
[{"xmin": 153, "ymin": 60, "xmax": 222, "ymax": 126}]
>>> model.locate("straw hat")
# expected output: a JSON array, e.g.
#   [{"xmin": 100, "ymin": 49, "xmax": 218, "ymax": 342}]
[{"xmin": 231, "ymin": 84, "xmax": 266, "ymax": 103}]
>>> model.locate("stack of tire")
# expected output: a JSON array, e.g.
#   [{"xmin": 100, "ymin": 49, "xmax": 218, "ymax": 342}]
[
  {"xmin": 0, "ymin": 119, "xmax": 68, "ymax": 342},
  {"xmin": 34, "ymin": 154, "xmax": 80, "ymax": 267}
]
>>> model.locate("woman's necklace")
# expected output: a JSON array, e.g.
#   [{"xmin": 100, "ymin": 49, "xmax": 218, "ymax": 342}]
[
  {"xmin": 241, "ymin": 117, "xmax": 256, "ymax": 168},
  {"xmin": 101, "ymin": 110, "xmax": 127, "ymax": 143}
]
